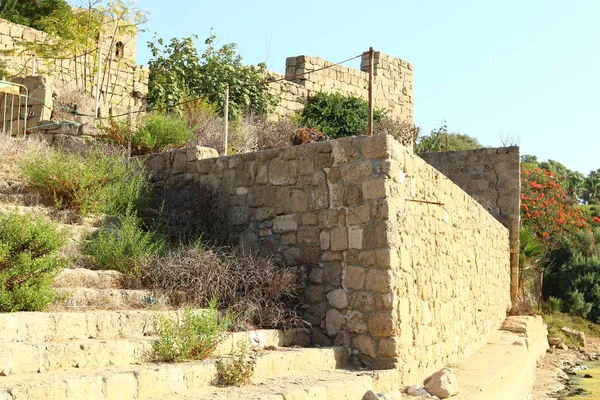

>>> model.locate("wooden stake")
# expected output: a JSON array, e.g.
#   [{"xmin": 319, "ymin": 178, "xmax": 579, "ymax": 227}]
[
  {"xmin": 368, "ymin": 47, "xmax": 374, "ymax": 136},
  {"xmin": 224, "ymin": 86, "xmax": 229, "ymax": 156}
]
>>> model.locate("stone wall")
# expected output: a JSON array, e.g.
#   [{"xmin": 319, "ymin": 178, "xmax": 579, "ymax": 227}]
[
  {"xmin": 0, "ymin": 18, "xmax": 148, "ymax": 116},
  {"xmin": 144, "ymin": 135, "xmax": 510, "ymax": 381},
  {"xmin": 418, "ymin": 147, "xmax": 520, "ymax": 303},
  {"xmin": 268, "ymin": 52, "xmax": 414, "ymax": 122}
]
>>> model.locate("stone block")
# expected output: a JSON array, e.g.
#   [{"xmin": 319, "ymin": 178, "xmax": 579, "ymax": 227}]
[
  {"xmin": 273, "ymin": 214, "xmax": 297, "ymax": 233},
  {"xmin": 325, "ymin": 309, "xmax": 344, "ymax": 337},
  {"xmin": 326, "ymin": 289, "xmax": 348, "ymax": 309},
  {"xmin": 353, "ymin": 335, "xmax": 376, "ymax": 358},
  {"xmin": 368, "ymin": 312, "xmax": 395, "ymax": 337},
  {"xmin": 344, "ymin": 266, "xmax": 366, "ymax": 289},
  {"xmin": 330, "ymin": 227, "xmax": 348, "ymax": 251},
  {"xmin": 269, "ymin": 160, "xmax": 298, "ymax": 185}
]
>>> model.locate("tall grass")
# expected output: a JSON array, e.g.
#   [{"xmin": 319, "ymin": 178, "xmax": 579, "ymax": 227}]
[{"xmin": 19, "ymin": 146, "xmax": 149, "ymax": 217}]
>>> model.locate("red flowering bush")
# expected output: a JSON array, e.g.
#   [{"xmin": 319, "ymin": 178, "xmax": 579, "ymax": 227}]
[{"xmin": 521, "ymin": 166, "xmax": 591, "ymax": 247}]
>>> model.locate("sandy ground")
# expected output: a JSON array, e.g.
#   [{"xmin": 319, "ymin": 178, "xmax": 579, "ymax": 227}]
[{"xmin": 532, "ymin": 338, "xmax": 600, "ymax": 399}]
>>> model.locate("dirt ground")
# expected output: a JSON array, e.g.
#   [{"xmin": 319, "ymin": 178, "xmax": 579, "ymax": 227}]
[{"xmin": 532, "ymin": 338, "xmax": 600, "ymax": 399}]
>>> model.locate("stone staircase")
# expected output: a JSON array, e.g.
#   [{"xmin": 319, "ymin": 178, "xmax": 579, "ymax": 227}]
[{"xmin": 0, "ymin": 268, "xmax": 400, "ymax": 400}]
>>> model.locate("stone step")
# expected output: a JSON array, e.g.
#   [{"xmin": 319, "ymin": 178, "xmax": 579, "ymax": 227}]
[
  {"xmin": 0, "ymin": 347, "xmax": 349, "ymax": 400},
  {"xmin": 52, "ymin": 268, "xmax": 126, "ymax": 290},
  {"xmin": 0, "ymin": 309, "xmax": 311, "ymax": 345},
  {"xmin": 0, "ymin": 329, "xmax": 311, "ymax": 376},
  {"xmin": 0, "ymin": 310, "xmax": 183, "ymax": 343},
  {"xmin": 147, "ymin": 369, "xmax": 402, "ymax": 400},
  {"xmin": 53, "ymin": 288, "xmax": 168, "ymax": 310}
]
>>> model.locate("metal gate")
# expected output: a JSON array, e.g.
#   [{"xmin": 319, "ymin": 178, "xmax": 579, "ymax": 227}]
[{"xmin": 0, "ymin": 80, "xmax": 28, "ymax": 135}]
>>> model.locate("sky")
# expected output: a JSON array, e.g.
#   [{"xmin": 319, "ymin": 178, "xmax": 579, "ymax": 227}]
[{"xmin": 129, "ymin": 0, "xmax": 597, "ymax": 174}]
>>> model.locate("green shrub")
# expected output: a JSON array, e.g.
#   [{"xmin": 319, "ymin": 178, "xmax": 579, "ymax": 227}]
[
  {"xmin": 0, "ymin": 212, "xmax": 67, "ymax": 312},
  {"xmin": 216, "ymin": 341, "xmax": 256, "ymax": 386},
  {"xmin": 130, "ymin": 113, "xmax": 194, "ymax": 155},
  {"xmin": 300, "ymin": 92, "xmax": 385, "ymax": 138},
  {"xmin": 566, "ymin": 290, "xmax": 592, "ymax": 319},
  {"xmin": 544, "ymin": 297, "xmax": 563, "ymax": 315},
  {"xmin": 19, "ymin": 147, "xmax": 149, "ymax": 217},
  {"xmin": 153, "ymin": 302, "xmax": 230, "ymax": 362},
  {"xmin": 82, "ymin": 215, "xmax": 164, "ymax": 277}
]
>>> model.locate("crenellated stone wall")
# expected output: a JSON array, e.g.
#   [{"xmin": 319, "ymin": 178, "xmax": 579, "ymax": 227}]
[
  {"xmin": 418, "ymin": 147, "xmax": 521, "ymax": 304},
  {"xmin": 268, "ymin": 52, "xmax": 414, "ymax": 122},
  {"xmin": 144, "ymin": 135, "xmax": 511, "ymax": 380}
]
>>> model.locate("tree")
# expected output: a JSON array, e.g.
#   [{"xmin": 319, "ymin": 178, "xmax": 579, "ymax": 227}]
[
  {"xmin": 519, "ymin": 227, "xmax": 546, "ymax": 309},
  {"xmin": 147, "ymin": 33, "xmax": 276, "ymax": 119},
  {"xmin": 415, "ymin": 121, "xmax": 482, "ymax": 153},
  {"xmin": 584, "ymin": 169, "xmax": 600, "ymax": 205},
  {"xmin": 0, "ymin": 0, "xmax": 69, "ymax": 31}
]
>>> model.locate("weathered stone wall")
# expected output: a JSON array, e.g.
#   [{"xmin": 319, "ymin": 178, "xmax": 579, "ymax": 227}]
[
  {"xmin": 144, "ymin": 135, "xmax": 510, "ymax": 379},
  {"xmin": 268, "ymin": 52, "xmax": 414, "ymax": 122},
  {"xmin": 0, "ymin": 18, "xmax": 148, "ymax": 116},
  {"xmin": 418, "ymin": 147, "xmax": 520, "ymax": 303},
  {"xmin": 389, "ymin": 146, "xmax": 511, "ymax": 382}
]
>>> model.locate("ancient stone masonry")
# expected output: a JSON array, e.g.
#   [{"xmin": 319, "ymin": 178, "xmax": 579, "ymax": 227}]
[
  {"xmin": 418, "ymin": 147, "xmax": 521, "ymax": 304},
  {"xmin": 145, "ymin": 135, "xmax": 511, "ymax": 381},
  {"xmin": 0, "ymin": 18, "xmax": 148, "ymax": 117},
  {"xmin": 268, "ymin": 52, "xmax": 413, "ymax": 122}
]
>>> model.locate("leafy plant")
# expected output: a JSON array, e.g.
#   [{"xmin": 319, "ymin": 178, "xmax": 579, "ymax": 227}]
[
  {"xmin": 131, "ymin": 113, "xmax": 194, "ymax": 155},
  {"xmin": 19, "ymin": 146, "xmax": 149, "ymax": 217},
  {"xmin": 152, "ymin": 302, "xmax": 230, "ymax": 362},
  {"xmin": 0, "ymin": 0, "xmax": 70, "ymax": 31},
  {"xmin": 300, "ymin": 92, "xmax": 385, "ymax": 138},
  {"xmin": 0, "ymin": 212, "xmax": 67, "ymax": 312},
  {"xmin": 415, "ymin": 121, "xmax": 482, "ymax": 153},
  {"xmin": 82, "ymin": 214, "xmax": 164, "ymax": 277},
  {"xmin": 215, "ymin": 341, "xmax": 256, "ymax": 386},
  {"xmin": 544, "ymin": 297, "xmax": 563, "ymax": 315},
  {"xmin": 147, "ymin": 33, "xmax": 276, "ymax": 119}
]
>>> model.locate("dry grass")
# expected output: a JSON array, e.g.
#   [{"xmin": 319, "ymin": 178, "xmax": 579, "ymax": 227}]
[
  {"xmin": 374, "ymin": 118, "xmax": 420, "ymax": 148},
  {"xmin": 142, "ymin": 245, "xmax": 307, "ymax": 330}
]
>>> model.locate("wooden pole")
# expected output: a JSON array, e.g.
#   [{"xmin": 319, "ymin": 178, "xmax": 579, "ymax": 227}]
[
  {"xmin": 128, "ymin": 105, "xmax": 133, "ymax": 158},
  {"xmin": 368, "ymin": 47, "xmax": 374, "ymax": 136},
  {"xmin": 94, "ymin": 47, "xmax": 103, "ymax": 121},
  {"xmin": 224, "ymin": 86, "xmax": 229, "ymax": 156}
]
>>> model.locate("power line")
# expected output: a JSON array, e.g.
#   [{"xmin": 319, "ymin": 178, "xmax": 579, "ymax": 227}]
[{"xmin": 103, "ymin": 53, "xmax": 364, "ymax": 120}]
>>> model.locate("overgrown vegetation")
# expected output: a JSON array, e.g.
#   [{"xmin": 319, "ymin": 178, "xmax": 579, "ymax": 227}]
[
  {"xmin": 0, "ymin": 0, "xmax": 70, "ymax": 31},
  {"xmin": 106, "ymin": 113, "xmax": 194, "ymax": 155},
  {"xmin": 82, "ymin": 214, "xmax": 164, "ymax": 277},
  {"xmin": 152, "ymin": 303, "xmax": 230, "ymax": 362},
  {"xmin": 300, "ymin": 92, "xmax": 385, "ymax": 138},
  {"xmin": 0, "ymin": 212, "xmax": 67, "ymax": 312},
  {"xmin": 147, "ymin": 33, "xmax": 276, "ymax": 119},
  {"xmin": 415, "ymin": 121, "xmax": 482, "ymax": 153},
  {"xmin": 19, "ymin": 146, "xmax": 149, "ymax": 217},
  {"xmin": 216, "ymin": 341, "xmax": 256, "ymax": 386},
  {"xmin": 143, "ymin": 245, "xmax": 304, "ymax": 329},
  {"xmin": 543, "ymin": 312, "xmax": 600, "ymax": 347}
]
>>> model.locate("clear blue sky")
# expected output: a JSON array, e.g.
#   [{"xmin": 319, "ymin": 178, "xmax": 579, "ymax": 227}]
[{"xmin": 132, "ymin": 0, "xmax": 598, "ymax": 174}]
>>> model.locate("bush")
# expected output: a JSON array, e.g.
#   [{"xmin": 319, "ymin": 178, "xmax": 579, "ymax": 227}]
[
  {"xmin": 19, "ymin": 147, "xmax": 149, "ymax": 217},
  {"xmin": 0, "ymin": 212, "xmax": 67, "ymax": 311},
  {"xmin": 216, "ymin": 341, "xmax": 256, "ymax": 386},
  {"xmin": 82, "ymin": 215, "xmax": 164, "ymax": 277},
  {"xmin": 544, "ymin": 297, "xmax": 563, "ymax": 314},
  {"xmin": 131, "ymin": 113, "xmax": 194, "ymax": 155},
  {"xmin": 566, "ymin": 290, "xmax": 592, "ymax": 319},
  {"xmin": 143, "ymin": 245, "xmax": 305, "ymax": 329},
  {"xmin": 153, "ymin": 303, "xmax": 230, "ymax": 362},
  {"xmin": 300, "ymin": 92, "xmax": 385, "ymax": 138}
]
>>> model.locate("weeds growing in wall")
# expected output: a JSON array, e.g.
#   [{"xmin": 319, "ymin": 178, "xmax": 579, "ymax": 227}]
[
  {"xmin": 152, "ymin": 302, "xmax": 230, "ymax": 362},
  {"xmin": 216, "ymin": 341, "xmax": 256, "ymax": 386}
]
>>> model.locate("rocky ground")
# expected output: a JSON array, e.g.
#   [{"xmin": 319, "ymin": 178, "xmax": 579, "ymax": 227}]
[{"xmin": 532, "ymin": 338, "xmax": 600, "ymax": 399}]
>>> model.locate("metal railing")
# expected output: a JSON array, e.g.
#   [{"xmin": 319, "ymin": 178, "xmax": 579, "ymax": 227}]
[{"xmin": 0, "ymin": 80, "xmax": 28, "ymax": 135}]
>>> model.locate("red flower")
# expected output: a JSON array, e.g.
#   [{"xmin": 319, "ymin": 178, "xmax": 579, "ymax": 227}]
[
  {"xmin": 542, "ymin": 232, "xmax": 549, "ymax": 238},
  {"xmin": 594, "ymin": 217, "xmax": 600, "ymax": 223}
]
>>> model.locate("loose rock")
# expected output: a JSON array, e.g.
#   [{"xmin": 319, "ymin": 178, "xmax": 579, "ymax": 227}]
[{"xmin": 423, "ymin": 367, "xmax": 459, "ymax": 399}]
